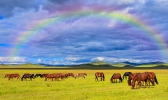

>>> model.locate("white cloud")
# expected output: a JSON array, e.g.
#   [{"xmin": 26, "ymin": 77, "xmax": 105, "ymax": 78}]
[
  {"xmin": 0, "ymin": 57, "xmax": 27, "ymax": 63},
  {"xmin": 37, "ymin": 58, "xmax": 42, "ymax": 63},
  {"xmin": 92, "ymin": 57, "xmax": 104, "ymax": 61},
  {"xmin": 66, "ymin": 57, "xmax": 80, "ymax": 61}
]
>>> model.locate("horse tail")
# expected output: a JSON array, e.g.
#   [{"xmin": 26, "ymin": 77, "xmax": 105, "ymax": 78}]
[
  {"xmin": 102, "ymin": 74, "xmax": 105, "ymax": 81},
  {"xmin": 154, "ymin": 76, "xmax": 158, "ymax": 85}
]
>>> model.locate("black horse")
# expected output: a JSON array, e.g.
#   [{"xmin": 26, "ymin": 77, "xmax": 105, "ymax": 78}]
[
  {"xmin": 123, "ymin": 72, "xmax": 132, "ymax": 79},
  {"xmin": 34, "ymin": 74, "xmax": 44, "ymax": 78},
  {"xmin": 21, "ymin": 73, "xmax": 34, "ymax": 81}
]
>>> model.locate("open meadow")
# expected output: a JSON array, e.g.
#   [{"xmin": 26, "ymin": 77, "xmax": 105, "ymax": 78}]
[{"xmin": 0, "ymin": 69, "xmax": 168, "ymax": 100}]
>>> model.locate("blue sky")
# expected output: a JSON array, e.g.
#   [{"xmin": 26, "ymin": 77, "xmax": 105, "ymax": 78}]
[{"xmin": 0, "ymin": 0, "xmax": 168, "ymax": 65}]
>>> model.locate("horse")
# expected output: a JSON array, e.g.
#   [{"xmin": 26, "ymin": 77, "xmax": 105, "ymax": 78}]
[
  {"xmin": 75, "ymin": 73, "xmax": 87, "ymax": 78},
  {"xmin": 8, "ymin": 73, "xmax": 21, "ymax": 80},
  {"xmin": 131, "ymin": 73, "xmax": 151, "ymax": 89},
  {"xmin": 67, "ymin": 73, "xmax": 75, "ymax": 78},
  {"xmin": 146, "ymin": 72, "xmax": 158, "ymax": 86},
  {"xmin": 128, "ymin": 72, "xmax": 138, "ymax": 86},
  {"xmin": 110, "ymin": 73, "xmax": 122, "ymax": 83},
  {"xmin": 21, "ymin": 73, "xmax": 34, "ymax": 81},
  {"xmin": 45, "ymin": 74, "xmax": 60, "ymax": 81},
  {"xmin": 95, "ymin": 72, "xmax": 105, "ymax": 81},
  {"xmin": 34, "ymin": 74, "xmax": 44, "ymax": 78},
  {"xmin": 123, "ymin": 72, "xmax": 132, "ymax": 80},
  {"xmin": 4, "ymin": 74, "xmax": 11, "ymax": 78}
]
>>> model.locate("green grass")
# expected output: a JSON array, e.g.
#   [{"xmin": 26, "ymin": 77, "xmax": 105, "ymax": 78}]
[{"xmin": 0, "ymin": 69, "xmax": 168, "ymax": 100}]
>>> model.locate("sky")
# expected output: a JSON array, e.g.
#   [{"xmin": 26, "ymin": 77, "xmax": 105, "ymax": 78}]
[{"xmin": 0, "ymin": 0, "xmax": 168, "ymax": 65}]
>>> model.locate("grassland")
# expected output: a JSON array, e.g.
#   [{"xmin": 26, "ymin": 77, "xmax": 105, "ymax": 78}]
[{"xmin": 0, "ymin": 69, "xmax": 168, "ymax": 100}]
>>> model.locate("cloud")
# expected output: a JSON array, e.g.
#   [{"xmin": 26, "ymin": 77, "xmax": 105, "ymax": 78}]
[
  {"xmin": 0, "ymin": 57, "xmax": 27, "ymax": 64},
  {"xmin": 0, "ymin": 0, "xmax": 43, "ymax": 17},
  {"xmin": 0, "ymin": 0, "xmax": 168, "ymax": 65}
]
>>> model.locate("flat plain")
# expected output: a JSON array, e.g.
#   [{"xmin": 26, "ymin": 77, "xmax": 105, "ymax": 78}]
[{"xmin": 0, "ymin": 69, "xmax": 168, "ymax": 100}]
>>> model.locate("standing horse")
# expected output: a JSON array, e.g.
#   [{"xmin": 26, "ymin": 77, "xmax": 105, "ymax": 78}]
[
  {"xmin": 67, "ymin": 73, "xmax": 75, "ymax": 78},
  {"xmin": 45, "ymin": 74, "xmax": 60, "ymax": 81},
  {"xmin": 128, "ymin": 73, "xmax": 138, "ymax": 86},
  {"xmin": 34, "ymin": 74, "xmax": 44, "ymax": 78},
  {"xmin": 146, "ymin": 72, "xmax": 158, "ymax": 85},
  {"xmin": 21, "ymin": 73, "xmax": 34, "ymax": 81},
  {"xmin": 123, "ymin": 72, "xmax": 132, "ymax": 80},
  {"xmin": 110, "ymin": 73, "xmax": 122, "ymax": 83},
  {"xmin": 8, "ymin": 73, "xmax": 21, "ymax": 80},
  {"xmin": 4, "ymin": 74, "xmax": 11, "ymax": 78},
  {"xmin": 131, "ymin": 73, "xmax": 151, "ymax": 89},
  {"xmin": 95, "ymin": 72, "xmax": 105, "ymax": 81},
  {"xmin": 75, "ymin": 73, "xmax": 87, "ymax": 78}
]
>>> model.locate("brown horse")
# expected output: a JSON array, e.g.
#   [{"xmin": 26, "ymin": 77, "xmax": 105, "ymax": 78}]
[
  {"xmin": 146, "ymin": 72, "xmax": 158, "ymax": 86},
  {"xmin": 67, "ymin": 73, "xmax": 75, "ymax": 78},
  {"xmin": 8, "ymin": 73, "xmax": 21, "ymax": 80},
  {"xmin": 75, "ymin": 73, "xmax": 87, "ymax": 78},
  {"xmin": 110, "ymin": 73, "xmax": 122, "ymax": 83},
  {"xmin": 45, "ymin": 73, "xmax": 63, "ymax": 81},
  {"xmin": 131, "ymin": 73, "xmax": 151, "ymax": 89},
  {"xmin": 4, "ymin": 74, "xmax": 11, "ymax": 78},
  {"xmin": 95, "ymin": 72, "xmax": 105, "ymax": 81},
  {"xmin": 128, "ymin": 73, "xmax": 138, "ymax": 86}
]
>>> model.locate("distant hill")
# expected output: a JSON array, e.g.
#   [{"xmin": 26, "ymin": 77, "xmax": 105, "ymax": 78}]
[
  {"xmin": 0, "ymin": 61, "xmax": 168, "ymax": 69},
  {"xmin": 90, "ymin": 61, "xmax": 110, "ymax": 65}
]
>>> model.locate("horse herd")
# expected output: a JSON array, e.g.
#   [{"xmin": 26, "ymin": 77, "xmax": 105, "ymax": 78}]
[
  {"xmin": 4, "ymin": 71, "xmax": 158, "ymax": 89},
  {"xmin": 4, "ymin": 73, "xmax": 87, "ymax": 81}
]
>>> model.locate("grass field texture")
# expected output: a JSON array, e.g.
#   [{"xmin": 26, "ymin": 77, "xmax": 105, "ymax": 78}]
[{"xmin": 0, "ymin": 69, "xmax": 168, "ymax": 100}]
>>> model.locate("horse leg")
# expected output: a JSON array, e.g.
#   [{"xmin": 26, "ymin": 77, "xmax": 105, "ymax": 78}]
[{"xmin": 148, "ymin": 79, "xmax": 150, "ymax": 88}]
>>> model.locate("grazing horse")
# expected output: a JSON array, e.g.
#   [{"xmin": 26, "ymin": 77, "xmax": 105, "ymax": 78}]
[
  {"xmin": 67, "ymin": 73, "xmax": 75, "ymax": 78},
  {"xmin": 128, "ymin": 73, "xmax": 138, "ymax": 86},
  {"xmin": 34, "ymin": 74, "xmax": 44, "ymax": 78},
  {"xmin": 123, "ymin": 72, "xmax": 132, "ymax": 80},
  {"xmin": 21, "ymin": 73, "xmax": 34, "ymax": 81},
  {"xmin": 131, "ymin": 73, "xmax": 151, "ymax": 89},
  {"xmin": 95, "ymin": 72, "xmax": 105, "ymax": 81},
  {"xmin": 4, "ymin": 74, "xmax": 11, "ymax": 78},
  {"xmin": 110, "ymin": 73, "xmax": 122, "ymax": 83},
  {"xmin": 146, "ymin": 72, "xmax": 158, "ymax": 86},
  {"xmin": 7, "ymin": 73, "xmax": 21, "ymax": 80},
  {"xmin": 75, "ymin": 73, "xmax": 87, "ymax": 78},
  {"xmin": 45, "ymin": 74, "xmax": 60, "ymax": 81}
]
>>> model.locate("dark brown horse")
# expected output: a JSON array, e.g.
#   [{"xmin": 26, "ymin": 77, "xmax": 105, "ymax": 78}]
[
  {"xmin": 75, "ymin": 73, "xmax": 87, "ymax": 78},
  {"xmin": 131, "ymin": 73, "xmax": 151, "ymax": 89},
  {"xmin": 34, "ymin": 74, "xmax": 44, "ymax": 78},
  {"xmin": 110, "ymin": 73, "xmax": 122, "ymax": 83},
  {"xmin": 95, "ymin": 72, "xmax": 105, "ymax": 81},
  {"xmin": 7, "ymin": 73, "xmax": 21, "ymax": 80},
  {"xmin": 21, "ymin": 73, "xmax": 34, "ymax": 81}
]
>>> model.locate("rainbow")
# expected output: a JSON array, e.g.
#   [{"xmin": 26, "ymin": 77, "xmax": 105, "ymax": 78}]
[{"xmin": 9, "ymin": 7, "xmax": 168, "ymax": 61}]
